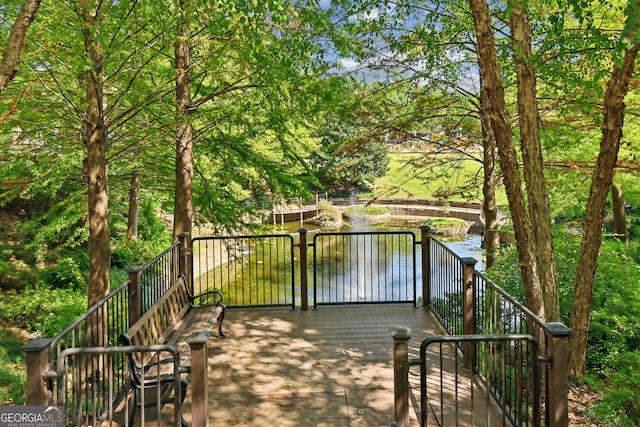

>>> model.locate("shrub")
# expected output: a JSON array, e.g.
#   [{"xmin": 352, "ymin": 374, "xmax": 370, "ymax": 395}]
[
  {"xmin": 486, "ymin": 228, "xmax": 640, "ymax": 368},
  {"xmin": 424, "ymin": 217, "xmax": 470, "ymax": 236},
  {"xmin": 0, "ymin": 329, "xmax": 27, "ymax": 405},
  {"xmin": 591, "ymin": 352, "xmax": 640, "ymax": 426},
  {"xmin": 316, "ymin": 200, "xmax": 340, "ymax": 219},
  {"xmin": 41, "ymin": 257, "xmax": 86, "ymax": 290},
  {"xmin": 0, "ymin": 259, "xmax": 38, "ymax": 291},
  {"xmin": 0, "ymin": 286, "xmax": 86, "ymax": 337}
]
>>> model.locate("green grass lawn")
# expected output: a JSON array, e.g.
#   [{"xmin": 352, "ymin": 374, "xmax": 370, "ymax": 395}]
[{"xmin": 372, "ymin": 152, "xmax": 508, "ymax": 206}]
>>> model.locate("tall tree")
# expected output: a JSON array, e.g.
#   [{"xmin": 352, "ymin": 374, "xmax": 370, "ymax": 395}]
[
  {"xmin": 509, "ymin": 0, "xmax": 559, "ymax": 321},
  {"xmin": 468, "ymin": 0, "xmax": 545, "ymax": 319},
  {"xmin": 479, "ymin": 87, "xmax": 500, "ymax": 269},
  {"xmin": 570, "ymin": 2, "xmax": 640, "ymax": 376},
  {"xmin": 172, "ymin": 0, "xmax": 194, "ymax": 241},
  {"xmin": 78, "ymin": 0, "xmax": 110, "ymax": 315},
  {"xmin": 0, "ymin": 0, "xmax": 41, "ymax": 93},
  {"xmin": 168, "ymin": 0, "xmax": 337, "ymax": 235}
]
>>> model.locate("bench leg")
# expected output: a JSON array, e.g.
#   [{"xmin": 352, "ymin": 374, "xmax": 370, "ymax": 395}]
[
  {"xmin": 217, "ymin": 307, "xmax": 226, "ymax": 338},
  {"xmin": 127, "ymin": 377, "xmax": 188, "ymax": 427}
]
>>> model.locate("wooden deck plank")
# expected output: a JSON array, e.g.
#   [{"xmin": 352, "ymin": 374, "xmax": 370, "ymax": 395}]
[{"xmin": 177, "ymin": 305, "xmax": 503, "ymax": 426}]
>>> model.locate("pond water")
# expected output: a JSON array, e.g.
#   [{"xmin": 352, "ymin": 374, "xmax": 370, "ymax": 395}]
[{"xmin": 278, "ymin": 217, "xmax": 486, "ymax": 272}]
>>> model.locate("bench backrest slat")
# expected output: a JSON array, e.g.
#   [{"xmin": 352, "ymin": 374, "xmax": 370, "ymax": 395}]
[{"xmin": 128, "ymin": 276, "xmax": 192, "ymax": 348}]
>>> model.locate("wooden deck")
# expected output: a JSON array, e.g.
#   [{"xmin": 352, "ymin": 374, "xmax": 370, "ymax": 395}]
[{"xmin": 176, "ymin": 304, "xmax": 503, "ymax": 427}]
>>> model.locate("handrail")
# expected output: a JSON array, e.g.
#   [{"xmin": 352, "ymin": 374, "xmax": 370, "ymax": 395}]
[
  {"xmin": 422, "ymin": 231, "xmax": 571, "ymax": 427},
  {"xmin": 53, "ymin": 345, "xmax": 183, "ymax": 427}
]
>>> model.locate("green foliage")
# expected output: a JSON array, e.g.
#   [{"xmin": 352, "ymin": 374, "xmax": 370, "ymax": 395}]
[
  {"xmin": 0, "ymin": 259, "xmax": 38, "ymax": 292},
  {"xmin": 312, "ymin": 106, "xmax": 389, "ymax": 196},
  {"xmin": 488, "ymin": 227, "xmax": 640, "ymax": 423},
  {"xmin": 488, "ymin": 229, "xmax": 640, "ymax": 365},
  {"xmin": 0, "ymin": 287, "xmax": 86, "ymax": 337},
  {"xmin": 111, "ymin": 200, "xmax": 172, "ymax": 269},
  {"xmin": 424, "ymin": 217, "xmax": 470, "ymax": 236},
  {"xmin": 41, "ymin": 257, "xmax": 86, "ymax": 290},
  {"xmin": 590, "ymin": 352, "xmax": 640, "ymax": 426},
  {"xmin": 0, "ymin": 328, "xmax": 27, "ymax": 405},
  {"xmin": 587, "ymin": 240, "xmax": 640, "ymax": 370},
  {"xmin": 315, "ymin": 201, "xmax": 343, "ymax": 224}
]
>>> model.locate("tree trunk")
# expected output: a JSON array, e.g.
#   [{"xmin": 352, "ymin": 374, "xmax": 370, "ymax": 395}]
[
  {"xmin": 80, "ymin": 0, "xmax": 110, "ymax": 346},
  {"xmin": 0, "ymin": 0, "xmax": 42, "ymax": 93},
  {"xmin": 127, "ymin": 168, "xmax": 141, "ymax": 242},
  {"xmin": 570, "ymin": 32, "xmax": 640, "ymax": 377},
  {"xmin": 480, "ymin": 88, "xmax": 500, "ymax": 269},
  {"xmin": 611, "ymin": 183, "xmax": 628, "ymax": 243},
  {"xmin": 173, "ymin": 1, "xmax": 194, "ymax": 242},
  {"xmin": 468, "ymin": 0, "xmax": 544, "ymax": 319},
  {"xmin": 508, "ymin": 0, "xmax": 559, "ymax": 322}
]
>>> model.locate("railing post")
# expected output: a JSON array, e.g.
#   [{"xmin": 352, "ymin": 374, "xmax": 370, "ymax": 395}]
[
  {"xmin": 545, "ymin": 322, "xmax": 571, "ymax": 427},
  {"xmin": 299, "ymin": 228, "xmax": 309, "ymax": 311},
  {"xmin": 187, "ymin": 331, "xmax": 210, "ymax": 427},
  {"xmin": 419, "ymin": 225, "xmax": 431, "ymax": 308},
  {"xmin": 391, "ymin": 326, "xmax": 412, "ymax": 427},
  {"xmin": 178, "ymin": 232, "xmax": 193, "ymax": 293},
  {"xmin": 23, "ymin": 338, "xmax": 53, "ymax": 406},
  {"xmin": 126, "ymin": 265, "xmax": 143, "ymax": 327},
  {"xmin": 462, "ymin": 257, "xmax": 477, "ymax": 369}
]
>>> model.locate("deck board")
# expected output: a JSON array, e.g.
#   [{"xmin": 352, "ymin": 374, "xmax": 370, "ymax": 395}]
[{"xmin": 178, "ymin": 304, "xmax": 503, "ymax": 426}]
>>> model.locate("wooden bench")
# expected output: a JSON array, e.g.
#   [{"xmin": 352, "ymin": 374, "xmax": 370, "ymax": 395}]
[{"xmin": 119, "ymin": 275, "xmax": 226, "ymax": 426}]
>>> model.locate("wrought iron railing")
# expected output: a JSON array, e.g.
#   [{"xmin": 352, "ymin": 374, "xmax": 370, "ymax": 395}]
[
  {"xmin": 53, "ymin": 345, "xmax": 184, "ymax": 427},
  {"xmin": 25, "ymin": 227, "xmax": 569, "ymax": 427},
  {"xmin": 417, "ymin": 230, "xmax": 570, "ymax": 427},
  {"xmin": 30, "ymin": 241, "xmax": 182, "ymax": 426},
  {"xmin": 414, "ymin": 334, "xmax": 541, "ymax": 426},
  {"xmin": 311, "ymin": 230, "xmax": 417, "ymax": 307},
  {"xmin": 191, "ymin": 234, "xmax": 296, "ymax": 308}
]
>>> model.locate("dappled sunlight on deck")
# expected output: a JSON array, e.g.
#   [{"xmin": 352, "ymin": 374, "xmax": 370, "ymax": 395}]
[{"xmin": 178, "ymin": 305, "xmax": 504, "ymax": 426}]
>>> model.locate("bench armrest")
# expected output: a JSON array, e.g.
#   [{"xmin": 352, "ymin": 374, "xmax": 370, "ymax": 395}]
[{"xmin": 188, "ymin": 289, "xmax": 225, "ymax": 308}]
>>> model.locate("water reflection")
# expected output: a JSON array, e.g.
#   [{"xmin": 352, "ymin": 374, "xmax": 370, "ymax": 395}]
[{"xmin": 277, "ymin": 218, "xmax": 485, "ymax": 272}]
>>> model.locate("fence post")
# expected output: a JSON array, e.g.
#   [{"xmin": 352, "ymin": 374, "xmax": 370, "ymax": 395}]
[
  {"xmin": 391, "ymin": 326, "xmax": 412, "ymax": 427},
  {"xmin": 126, "ymin": 265, "xmax": 143, "ymax": 327},
  {"xmin": 23, "ymin": 338, "xmax": 53, "ymax": 405},
  {"xmin": 186, "ymin": 331, "xmax": 210, "ymax": 427},
  {"xmin": 419, "ymin": 225, "xmax": 431, "ymax": 308},
  {"xmin": 462, "ymin": 257, "xmax": 477, "ymax": 369},
  {"xmin": 545, "ymin": 322, "xmax": 571, "ymax": 427},
  {"xmin": 178, "ymin": 232, "xmax": 193, "ymax": 293},
  {"xmin": 299, "ymin": 228, "xmax": 308, "ymax": 311}
]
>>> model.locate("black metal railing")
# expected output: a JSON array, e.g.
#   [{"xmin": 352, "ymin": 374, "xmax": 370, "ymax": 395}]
[
  {"xmin": 418, "ymin": 231, "xmax": 570, "ymax": 427},
  {"xmin": 34, "ymin": 241, "xmax": 183, "ymax": 426},
  {"xmin": 424, "ymin": 236, "xmax": 464, "ymax": 335},
  {"xmin": 414, "ymin": 334, "xmax": 541, "ymax": 427},
  {"xmin": 139, "ymin": 243, "xmax": 181, "ymax": 312},
  {"xmin": 53, "ymin": 345, "xmax": 184, "ymax": 427},
  {"xmin": 190, "ymin": 230, "xmax": 419, "ymax": 309},
  {"xmin": 191, "ymin": 234, "xmax": 296, "ymax": 308},
  {"xmin": 311, "ymin": 230, "xmax": 417, "ymax": 307},
  {"xmin": 26, "ymin": 227, "xmax": 570, "ymax": 427}
]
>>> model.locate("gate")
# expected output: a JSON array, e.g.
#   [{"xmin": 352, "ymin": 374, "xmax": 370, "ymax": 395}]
[
  {"xmin": 191, "ymin": 234, "xmax": 296, "ymax": 308},
  {"xmin": 312, "ymin": 231, "xmax": 417, "ymax": 307}
]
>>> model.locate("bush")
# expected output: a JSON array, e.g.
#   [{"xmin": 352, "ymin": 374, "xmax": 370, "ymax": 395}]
[
  {"xmin": 41, "ymin": 257, "xmax": 86, "ymax": 290},
  {"xmin": 591, "ymin": 352, "xmax": 640, "ymax": 426},
  {"xmin": 424, "ymin": 217, "xmax": 470, "ymax": 236},
  {"xmin": 486, "ymin": 228, "xmax": 640, "ymax": 368},
  {"xmin": 0, "ymin": 329, "xmax": 27, "ymax": 405},
  {"xmin": 0, "ymin": 259, "xmax": 38, "ymax": 291},
  {"xmin": 0, "ymin": 286, "xmax": 86, "ymax": 337}
]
